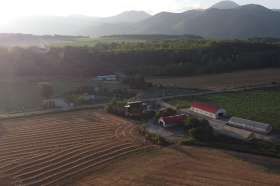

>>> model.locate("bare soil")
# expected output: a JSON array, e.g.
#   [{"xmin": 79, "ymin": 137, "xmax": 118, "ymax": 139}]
[
  {"xmin": 0, "ymin": 110, "xmax": 147, "ymax": 186},
  {"xmin": 76, "ymin": 146, "xmax": 280, "ymax": 186},
  {"xmin": 1, "ymin": 109, "xmax": 280, "ymax": 186}
]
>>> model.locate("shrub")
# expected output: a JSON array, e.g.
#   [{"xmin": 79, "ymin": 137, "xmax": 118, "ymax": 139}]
[
  {"xmin": 187, "ymin": 118, "xmax": 214, "ymax": 141},
  {"xmin": 38, "ymin": 82, "xmax": 53, "ymax": 99},
  {"xmin": 155, "ymin": 108, "xmax": 177, "ymax": 119},
  {"xmin": 138, "ymin": 126, "xmax": 169, "ymax": 146},
  {"xmin": 184, "ymin": 116, "xmax": 200, "ymax": 129},
  {"xmin": 122, "ymin": 75, "xmax": 151, "ymax": 89},
  {"xmin": 106, "ymin": 99, "xmax": 126, "ymax": 116},
  {"xmin": 142, "ymin": 110, "xmax": 156, "ymax": 120}
]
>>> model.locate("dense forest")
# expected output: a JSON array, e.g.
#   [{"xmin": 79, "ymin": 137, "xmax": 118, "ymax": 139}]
[{"xmin": 0, "ymin": 40, "xmax": 280, "ymax": 78}]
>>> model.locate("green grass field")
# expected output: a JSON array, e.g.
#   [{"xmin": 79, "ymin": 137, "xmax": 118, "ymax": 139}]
[
  {"xmin": 0, "ymin": 78, "xmax": 89, "ymax": 113},
  {"xmin": 52, "ymin": 37, "xmax": 145, "ymax": 48},
  {"xmin": 169, "ymin": 89, "xmax": 280, "ymax": 130}
]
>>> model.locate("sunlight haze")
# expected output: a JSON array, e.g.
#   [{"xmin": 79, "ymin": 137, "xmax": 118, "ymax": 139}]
[
  {"xmin": 0, "ymin": 0, "xmax": 279, "ymax": 25},
  {"xmin": 0, "ymin": 0, "xmax": 280, "ymax": 185}
]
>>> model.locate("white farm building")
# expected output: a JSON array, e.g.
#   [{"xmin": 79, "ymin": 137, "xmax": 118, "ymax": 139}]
[
  {"xmin": 95, "ymin": 75, "xmax": 117, "ymax": 81},
  {"xmin": 219, "ymin": 125, "xmax": 255, "ymax": 141},
  {"xmin": 42, "ymin": 98, "xmax": 72, "ymax": 110},
  {"xmin": 190, "ymin": 102, "xmax": 226, "ymax": 119},
  {"xmin": 227, "ymin": 117, "xmax": 272, "ymax": 134}
]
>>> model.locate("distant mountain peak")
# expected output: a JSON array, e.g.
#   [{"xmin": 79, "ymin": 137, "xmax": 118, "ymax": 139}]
[
  {"xmin": 117, "ymin": 10, "xmax": 150, "ymax": 16},
  {"xmin": 237, "ymin": 4, "xmax": 270, "ymax": 11},
  {"xmin": 210, "ymin": 1, "xmax": 240, "ymax": 9},
  {"xmin": 102, "ymin": 10, "xmax": 151, "ymax": 23}
]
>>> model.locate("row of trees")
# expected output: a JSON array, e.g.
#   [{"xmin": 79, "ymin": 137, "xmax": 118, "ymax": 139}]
[{"xmin": 0, "ymin": 40, "xmax": 280, "ymax": 78}]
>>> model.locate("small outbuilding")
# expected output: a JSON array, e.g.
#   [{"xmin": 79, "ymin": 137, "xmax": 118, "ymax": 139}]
[
  {"xmin": 42, "ymin": 98, "xmax": 72, "ymax": 110},
  {"xmin": 158, "ymin": 114, "xmax": 187, "ymax": 128},
  {"xmin": 190, "ymin": 102, "xmax": 226, "ymax": 119},
  {"xmin": 219, "ymin": 125, "xmax": 255, "ymax": 141},
  {"xmin": 95, "ymin": 75, "xmax": 117, "ymax": 81},
  {"xmin": 227, "ymin": 117, "xmax": 272, "ymax": 134}
]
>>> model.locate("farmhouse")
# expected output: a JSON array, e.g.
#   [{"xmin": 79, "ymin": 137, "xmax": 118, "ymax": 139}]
[
  {"xmin": 190, "ymin": 102, "xmax": 226, "ymax": 119},
  {"xmin": 228, "ymin": 117, "xmax": 272, "ymax": 134},
  {"xmin": 158, "ymin": 114, "xmax": 187, "ymax": 128}
]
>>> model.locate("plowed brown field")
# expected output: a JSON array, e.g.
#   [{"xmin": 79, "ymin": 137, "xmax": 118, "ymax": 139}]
[
  {"xmin": 1, "ymin": 110, "xmax": 280, "ymax": 186},
  {"xmin": 0, "ymin": 110, "xmax": 148, "ymax": 186},
  {"xmin": 76, "ymin": 146, "xmax": 280, "ymax": 186}
]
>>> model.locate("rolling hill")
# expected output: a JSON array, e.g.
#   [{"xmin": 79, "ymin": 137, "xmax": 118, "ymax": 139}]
[
  {"xmin": 180, "ymin": 4, "xmax": 280, "ymax": 39},
  {"xmin": 88, "ymin": 3, "xmax": 280, "ymax": 39}
]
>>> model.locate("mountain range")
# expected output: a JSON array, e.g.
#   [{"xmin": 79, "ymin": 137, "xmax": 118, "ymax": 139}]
[
  {"xmin": 1, "ymin": 11, "xmax": 151, "ymax": 36},
  {"xmin": 1, "ymin": 1, "xmax": 280, "ymax": 39}
]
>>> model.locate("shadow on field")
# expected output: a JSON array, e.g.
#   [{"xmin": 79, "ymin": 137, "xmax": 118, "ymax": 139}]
[
  {"xmin": 230, "ymin": 152, "xmax": 280, "ymax": 173},
  {"xmin": 0, "ymin": 172, "xmax": 13, "ymax": 186},
  {"xmin": 170, "ymin": 145, "xmax": 200, "ymax": 160},
  {"xmin": 0, "ymin": 123, "xmax": 5, "ymax": 137}
]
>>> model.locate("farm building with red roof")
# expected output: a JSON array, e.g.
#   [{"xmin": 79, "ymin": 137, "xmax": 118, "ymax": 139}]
[
  {"xmin": 158, "ymin": 114, "xmax": 187, "ymax": 128},
  {"xmin": 190, "ymin": 102, "xmax": 226, "ymax": 119}
]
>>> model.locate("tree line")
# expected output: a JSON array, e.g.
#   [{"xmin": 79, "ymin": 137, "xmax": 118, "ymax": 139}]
[{"xmin": 0, "ymin": 40, "xmax": 280, "ymax": 78}]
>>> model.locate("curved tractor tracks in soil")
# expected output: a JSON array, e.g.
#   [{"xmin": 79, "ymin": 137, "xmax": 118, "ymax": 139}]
[{"xmin": 0, "ymin": 110, "xmax": 150, "ymax": 186}]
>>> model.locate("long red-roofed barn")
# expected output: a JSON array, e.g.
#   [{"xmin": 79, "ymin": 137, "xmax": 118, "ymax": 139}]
[{"xmin": 190, "ymin": 102, "xmax": 226, "ymax": 119}]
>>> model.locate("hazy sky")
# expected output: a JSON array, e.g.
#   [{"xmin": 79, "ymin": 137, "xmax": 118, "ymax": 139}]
[{"xmin": 0, "ymin": 0, "xmax": 279, "ymax": 24}]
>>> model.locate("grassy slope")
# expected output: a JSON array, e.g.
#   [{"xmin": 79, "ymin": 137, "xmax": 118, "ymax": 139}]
[{"xmin": 169, "ymin": 89, "xmax": 280, "ymax": 129}]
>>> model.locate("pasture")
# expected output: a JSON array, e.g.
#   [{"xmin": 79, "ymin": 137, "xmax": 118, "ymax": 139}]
[
  {"xmin": 169, "ymin": 88, "xmax": 280, "ymax": 130},
  {"xmin": 0, "ymin": 110, "xmax": 147, "ymax": 186},
  {"xmin": 148, "ymin": 68, "xmax": 280, "ymax": 91}
]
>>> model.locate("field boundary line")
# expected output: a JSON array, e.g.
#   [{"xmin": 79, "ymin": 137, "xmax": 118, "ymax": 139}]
[{"xmin": 0, "ymin": 104, "xmax": 106, "ymax": 121}]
